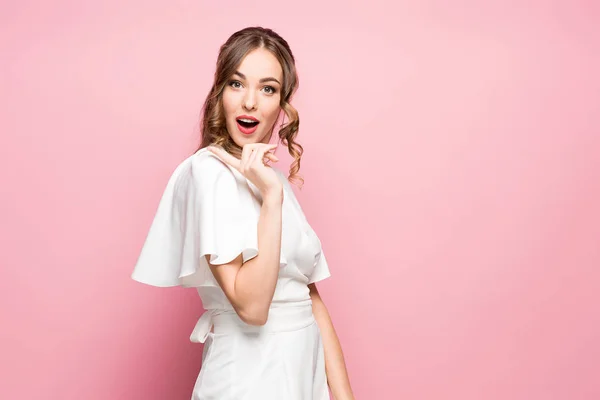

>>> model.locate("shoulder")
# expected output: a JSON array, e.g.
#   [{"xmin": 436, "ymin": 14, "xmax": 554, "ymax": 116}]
[
  {"xmin": 191, "ymin": 147, "xmax": 239, "ymax": 182},
  {"xmin": 191, "ymin": 148, "xmax": 235, "ymax": 177},
  {"xmin": 172, "ymin": 148, "xmax": 239, "ymax": 195}
]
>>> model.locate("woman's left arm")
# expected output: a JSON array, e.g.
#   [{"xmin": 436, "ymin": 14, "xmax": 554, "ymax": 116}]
[{"xmin": 309, "ymin": 283, "xmax": 355, "ymax": 400}]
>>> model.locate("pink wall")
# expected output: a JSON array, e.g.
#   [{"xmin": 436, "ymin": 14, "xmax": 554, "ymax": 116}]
[{"xmin": 1, "ymin": 1, "xmax": 599, "ymax": 399}]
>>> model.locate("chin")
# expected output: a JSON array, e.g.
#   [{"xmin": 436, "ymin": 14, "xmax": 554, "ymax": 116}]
[
  {"xmin": 228, "ymin": 125, "xmax": 272, "ymax": 146},
  {"xmin": 236, "ymin": 133, "xmax": 262, "ymax": 144}
]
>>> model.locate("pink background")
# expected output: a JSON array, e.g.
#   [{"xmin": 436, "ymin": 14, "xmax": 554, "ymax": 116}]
[{"xmin": 1, "ymin": 1, "xmax": 599, "ymax": 399}]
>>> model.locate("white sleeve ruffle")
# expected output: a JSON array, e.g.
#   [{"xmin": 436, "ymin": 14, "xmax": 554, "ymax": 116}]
[{"xmin": 131, "ymin": 152, "xmax": 287, "ymax": 288}]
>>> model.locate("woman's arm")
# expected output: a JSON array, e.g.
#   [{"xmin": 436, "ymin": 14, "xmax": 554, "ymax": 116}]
[
  {"xmin": 309, "ymin": 283, "xmax": 355, "ymax": 400},
  {"xmin": 205, "ymin": 144, "xmax": 284, "ymax": 326},
  {"xmin": 206, "ymin": 188, "xmax": 284, "ymax": 326}
]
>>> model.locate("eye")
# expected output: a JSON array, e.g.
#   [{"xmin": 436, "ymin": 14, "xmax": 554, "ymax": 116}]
[
  {"xmin": 229, "ymin": 80, "xmax": 242, "ymax": 89},
  {"xmin": 263, "ymin": 86, "xmax": 277, "ymax": 94}
]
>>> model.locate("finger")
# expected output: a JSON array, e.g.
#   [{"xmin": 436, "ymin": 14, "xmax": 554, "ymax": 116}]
[
  {"xmin": 207, "ymin": 146, "xmax": 240, "ymax": 170},
  {"xmin": 264, "ymin": 153, "xmax": 279, "ymax": 162},
  {"xmin": 240, "ymin": 146, "xmax": 254, "ymax": 171},
  {"xmin": 248, "ymin": 147, "xmax": 259, "ymax": 166},
  {"xmin": 259, "ymin": 144, "xmax": 278, "ymax": 160},
  {"xmin": 250, "ymin": 144, "xmax": 271, "ymax": 166},
  {"xmin": 263, "ymin": 153, "xmax": 278, "ymax": 166}
]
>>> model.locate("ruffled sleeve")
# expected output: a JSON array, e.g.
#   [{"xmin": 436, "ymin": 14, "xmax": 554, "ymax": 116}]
[
  {"xmin": 308, "ymin": 248, "xmax": 331, "ymax": 284},
  {"xmin": 131, "ymin": 150, "xmax": 284, "ymax": 288}
]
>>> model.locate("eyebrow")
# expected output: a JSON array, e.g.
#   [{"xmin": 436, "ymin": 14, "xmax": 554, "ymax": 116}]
[{"xmin": 233, "ymin": 71, "xmax": 281, "ymax": 85}]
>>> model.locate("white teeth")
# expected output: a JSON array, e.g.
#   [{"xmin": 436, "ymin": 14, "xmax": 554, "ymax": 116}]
[{"xmin": 238, "ymin": 118, "xmax": 258, "ymax": 123}]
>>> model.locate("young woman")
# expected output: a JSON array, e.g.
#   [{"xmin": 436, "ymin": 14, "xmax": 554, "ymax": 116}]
[{"xmin": 132, "ymin": 26, "xmax": 354, "ymax": 400}]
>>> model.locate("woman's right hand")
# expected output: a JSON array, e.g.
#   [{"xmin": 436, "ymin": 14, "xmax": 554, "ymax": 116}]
[{"xmin": 207, "ymin": 143, "xmax": 283, "ymax": 198}]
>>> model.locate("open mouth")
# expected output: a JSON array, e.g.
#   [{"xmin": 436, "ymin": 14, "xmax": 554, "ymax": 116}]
[
  {"xmin": 236, "ymin": 117, "xmax": 260, "ymax": 135},
  {"xmin": 236, "ymin": 118, "xmax": 260, "ymax": 128}
]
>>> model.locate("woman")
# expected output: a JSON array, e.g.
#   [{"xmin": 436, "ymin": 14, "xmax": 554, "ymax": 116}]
[{"xmin": 132, "ymin": 27, "xmax": 354, "ymax": 400}]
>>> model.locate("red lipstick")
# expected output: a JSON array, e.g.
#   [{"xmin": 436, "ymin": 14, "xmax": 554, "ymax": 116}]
[{"xmin": 236, "ymin": 115, "xmax": 260, "ymax": 135}]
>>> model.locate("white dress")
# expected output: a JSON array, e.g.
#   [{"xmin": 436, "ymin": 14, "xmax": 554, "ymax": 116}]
[{"xmin": 131, "ymin": 147, "xmax": 332, "ymax": 400}]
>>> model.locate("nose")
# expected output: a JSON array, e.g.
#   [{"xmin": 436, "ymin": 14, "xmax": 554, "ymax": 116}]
[{"xmin": 243, "ymin": 90, "xmax": 257, "ymax": 111}]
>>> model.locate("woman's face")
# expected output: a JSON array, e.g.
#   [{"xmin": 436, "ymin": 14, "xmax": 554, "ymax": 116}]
[{"xmin": 222, "ymin": 47, "xmax": 283, "ymax": 148}]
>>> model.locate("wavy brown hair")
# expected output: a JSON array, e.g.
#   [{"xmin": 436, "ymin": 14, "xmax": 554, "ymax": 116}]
[{"xmin": 196, "ymin": 27, "xmax": 304, "ymax": 188}]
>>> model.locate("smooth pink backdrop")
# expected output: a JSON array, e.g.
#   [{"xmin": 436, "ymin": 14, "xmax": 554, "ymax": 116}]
[{"xmin": 1, "ymin": 1, "xmax": 599, "ymax": 399}]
